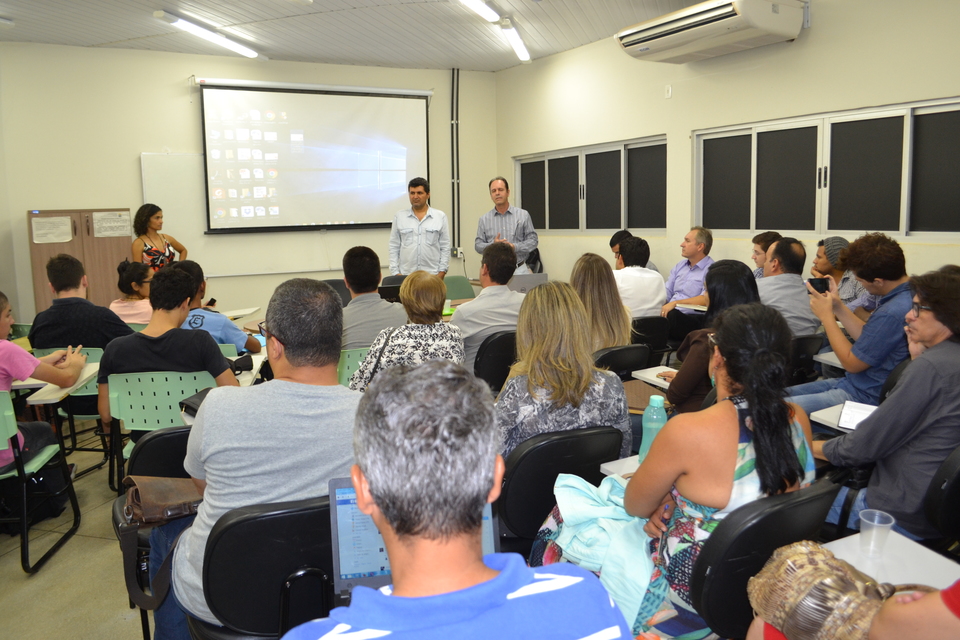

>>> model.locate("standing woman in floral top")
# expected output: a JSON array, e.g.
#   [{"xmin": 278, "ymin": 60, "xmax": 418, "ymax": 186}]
[
  {"xmin": 497, "ymin": 281, "xmax": 631, "ymax": 458},
  {"xmin": 349, "ymin": 271, "xmax": 463, "ymax": 392}
]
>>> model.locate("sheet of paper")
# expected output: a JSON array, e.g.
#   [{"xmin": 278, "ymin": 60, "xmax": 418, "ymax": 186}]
[
  {"xmin": 93, "ymin": 211, "xmax": 132, "ymax": 237},
  {"xmin": 31, "ymin": 216, "xmax": 72, "ymax": 243},
  {"xmin": 837, "ymin": 401, "xmax": 878, "ymax": 431}
]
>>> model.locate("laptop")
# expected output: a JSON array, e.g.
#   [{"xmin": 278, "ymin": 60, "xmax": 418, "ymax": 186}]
[
  {"xmin": 328, "ymin": 477, "xmax": 499, "ymax": 606},
  {"xmin": 507, "ymin": 273, "xmax": 548, "ymax": 294}
]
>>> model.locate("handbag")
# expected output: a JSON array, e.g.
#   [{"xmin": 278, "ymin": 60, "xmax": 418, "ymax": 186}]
[
  {"xmin": 118, "ymin": 475, "xmax": 203, "ymax": 610},
  {"xmin": 747, "ymin": 541, "xmax": 935, "ymax": 640},
  {"xmin": 368, "ymin": 327, "xmax": 399, "ymax": 382}
]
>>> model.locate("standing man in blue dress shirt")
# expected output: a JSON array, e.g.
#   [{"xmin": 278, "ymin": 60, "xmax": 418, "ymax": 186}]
[
  {"xmin": 475, "ymin": 177, "xmax": 538, "ymax": 275},
  {"xmin": 389, "ymin": 177, "xmax": 450, "ymax": 278}
]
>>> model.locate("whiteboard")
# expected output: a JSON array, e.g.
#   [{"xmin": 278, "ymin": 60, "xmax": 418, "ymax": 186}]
[{"xmin": 140, "ymin": 152, "xmax": 391, "ymax": 278}]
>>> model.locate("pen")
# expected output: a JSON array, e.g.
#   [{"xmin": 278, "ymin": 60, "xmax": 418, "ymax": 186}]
[{"xmin": 658, "ymin": 503, "xmax": 670, "ymax": 555}]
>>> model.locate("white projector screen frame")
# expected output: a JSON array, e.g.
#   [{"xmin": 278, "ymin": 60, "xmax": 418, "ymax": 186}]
[{"xmin": 200, "ymin": 84, "xmax": 430, "ymax": 235}]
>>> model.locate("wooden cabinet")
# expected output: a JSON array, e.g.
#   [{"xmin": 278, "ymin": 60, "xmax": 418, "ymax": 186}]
[{"xmin": 27, "ymin": 209, "xmax": 132, "ymax": 313}]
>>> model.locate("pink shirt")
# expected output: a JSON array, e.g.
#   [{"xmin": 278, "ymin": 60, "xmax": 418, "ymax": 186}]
[
  {"xmin": 0, "ymin": 341, "xmax": 41, "ymax": 466},
  {"xmin": 109, "ymin": 298, "xmax": 153, "ymax": 324}
]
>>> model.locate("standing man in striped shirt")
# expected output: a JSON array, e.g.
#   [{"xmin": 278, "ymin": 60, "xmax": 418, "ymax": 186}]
[{"xmin": 475, "ymin": 177, "xmax": 539, "ymax": 275}]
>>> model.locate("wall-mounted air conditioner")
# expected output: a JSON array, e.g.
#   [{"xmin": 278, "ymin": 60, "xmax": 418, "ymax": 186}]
[{"xmin": 616, "ymin": 0, "xmax": 805, "ymax": 64}]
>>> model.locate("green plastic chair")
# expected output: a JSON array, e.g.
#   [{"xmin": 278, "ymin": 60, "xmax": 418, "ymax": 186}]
[
  {"xmin": 10, "ymin": 323, "xmax": 31, "ymax": 340},
  {"xmin": 444, "ymin": 275, "xmax": 476, "ymax": 300},
  {"xmin": 108, "ymin": 371, "xmax": 215, "ymax": 491},
  {"xmin": 31, "ymin": 348, "xmax": 109, "ymax": 477},
  {"xmin": 218, "ymin": 343, "xmax": 239, "ymax": 357},
  {"xmin": 127, "ymin": 323, "xmax": 148, "ymax": 332},
  {"xmin": 338, "ymin": 348, "xmax": 370, "ymax": 387},
  {"xmin": 0, "ymin": 392, "xmax": 81, "ymax": 573}
]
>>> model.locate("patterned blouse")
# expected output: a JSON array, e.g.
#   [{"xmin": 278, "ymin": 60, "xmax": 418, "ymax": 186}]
[
  {"xmin": 497, "ymin": 370, "xmax": 632, "ymax": 459},
  {"xmin": 348, "ymin": 323, "xmax": 464, "ymax": 392}
]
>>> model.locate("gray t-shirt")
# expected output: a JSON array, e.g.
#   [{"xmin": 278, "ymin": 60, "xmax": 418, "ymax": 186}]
[
  {"xmin": 342, "ymin": 293, "xmax": 409, "ymax": 351},
  {"xmin": 756, "ymin": 273, "xmax": 821, "ymax": 336},
  {"xmin": 172, "ymin": 380, "xmax": 360, "ymax": 623}
]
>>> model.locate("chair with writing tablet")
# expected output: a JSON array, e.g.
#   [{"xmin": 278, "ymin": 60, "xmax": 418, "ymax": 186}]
[
  {"xmin": 0, "ymin": 391, "xmax": 81, "ymax": 573},
  {"xmin": 594, "ymin": 344, "xmax": 653, "ymax": 382},
  {"xmin": 922, "ymin": 443, "xmax": 960, "ymax": 558},
  {"xmin": 631, "ymin": 316, "xmax": 671, "ymax": 367},
  {"xmin": 337, "ymin": 348, "xmax": 369, "ymax": 387},
  {"xmin": 381, "ymin": 274, "xmax": 406, "ymax": 287},
  {"xmin": 217, "ymin": 343, "xmax": 239, "ymax": 357},
  {"xmin": 443, "ymin": 275, "xmax": 475, "ymax": 300},
  {"xmin": 789, "ymin": 334, "xmax": 824, "ymax": 385},
  {"xmin": 473, "ymin": 330, "xmax": 516, "ymax": 395},
  {"xmin": 321, "ymin": 279, "xmax": 351, "ymax": 307},
  {"xmin": 108, "ymin": 371, "xmax": 215, "ymax": 493}
]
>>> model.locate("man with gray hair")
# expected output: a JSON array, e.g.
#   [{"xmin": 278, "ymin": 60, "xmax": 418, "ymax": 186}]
[
  {"xmin": 150, "ymin": 279, "xmax": 361, "ymax": 640},
  {"xmin": 284, "ymin": 361, "xmax": 630, "ymax": 640}
]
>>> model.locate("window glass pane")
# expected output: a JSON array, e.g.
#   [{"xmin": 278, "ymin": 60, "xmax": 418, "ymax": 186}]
[
  {"xmin": 585, "ymin": 150, "xmax": 621, "ymax": 229},
  {"xmin": 828, "ymin": 116, "xmax": 903, "ymax": 231},
  {"xmin": 519, "ymin": 161, "xmax": 546, "ymax": 229},
  {"xmin": 548, "ymin": 156, "xmax": 580, "ymax": 229},
  {"xmin": 910, "ymin": 110, "xmax": 960, "ymax": 232},
  {"xmin": 756, "ymin": 127, "xmax": 818, "ymax": 230},
  {"xmin": 702, "ymin": 135, "xmax": 751, "ymax": 229},
  {"xmin": 627, "ymin": 144, "xmax": 666, "ymax": 228}
]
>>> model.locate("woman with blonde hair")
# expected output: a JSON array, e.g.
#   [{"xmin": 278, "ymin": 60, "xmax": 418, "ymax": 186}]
[
  {"xmin": 497, "ymin": 281, "xmax": 631, "ymax": 458},
  {"xmin": 349, "ymin": 271, "xmax": 463, "ymax": 392},
  {"xmin": 571, "ymin": 253, "xmax": 632, "ymax": 351}
]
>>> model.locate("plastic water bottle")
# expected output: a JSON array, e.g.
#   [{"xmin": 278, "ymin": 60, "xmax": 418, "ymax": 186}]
[{"xmin": 637, "ymin": 395, "xmax": 668, "ymax": 463}]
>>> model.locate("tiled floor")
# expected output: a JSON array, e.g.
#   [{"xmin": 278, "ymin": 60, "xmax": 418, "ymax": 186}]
[{"xmin": 0, "ymin": 425, "xmax": 149, "ymax": 639}]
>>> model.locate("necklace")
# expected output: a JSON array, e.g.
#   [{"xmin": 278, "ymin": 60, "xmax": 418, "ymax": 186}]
[{"xmin": 718, "ymin": 393, "xmax": 746, "ymax": 405}]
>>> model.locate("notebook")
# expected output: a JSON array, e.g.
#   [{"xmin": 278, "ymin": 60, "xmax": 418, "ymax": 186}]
[
  {"xmin": 328, "ymin": 477, "xmax": 499, "ymax": 606},
  {"xmin": 837, "ymin": 400, "xmax": 878, "ymax": 431},
  {"xmin": 506, "ymin": 273, "xmax": 548, "ymax": 293}
]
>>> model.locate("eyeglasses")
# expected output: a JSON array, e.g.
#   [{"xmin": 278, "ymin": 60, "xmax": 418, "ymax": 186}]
[
  {"xmin": 258, "ymin": 321, "xmax": 283, "ymax": 345},
  {"xmin": 911, "ymin": 301, "xmax": 933, "ymax": 316}
]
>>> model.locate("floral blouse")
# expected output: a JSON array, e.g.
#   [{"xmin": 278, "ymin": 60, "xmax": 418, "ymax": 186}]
[{"xmin": 348, "ymin": 323, "xmax": 464, "ymax": 392}]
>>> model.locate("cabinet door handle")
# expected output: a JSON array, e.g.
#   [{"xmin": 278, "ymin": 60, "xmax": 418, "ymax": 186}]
[
  {"xmin": 817, "ymin": 167, "xmax": 822, "ymax": 189},
  {"xmin": 86, "ymin": 217, "xmax": 91, "ymax": 235},
  {"xmin": 73, "ymin": 219, "xmax": 77, "ymax": 237},
  {"xmin": 823, "ymin": 166, "xmax": 829, "ymax": 188}
]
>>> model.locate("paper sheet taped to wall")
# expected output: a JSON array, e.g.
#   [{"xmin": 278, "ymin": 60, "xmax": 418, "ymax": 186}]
[
  {"xmin": 93, "ymin": 211, "xmax": 131, "ymax": 238},
  {"xmin": 31, "ymin": 216, "xmax": 72, "ymax": 243}
]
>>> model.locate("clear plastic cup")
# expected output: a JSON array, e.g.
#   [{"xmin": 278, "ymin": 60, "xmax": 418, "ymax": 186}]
[{"xmin": 859, "ymin": 509, "xmax": 895, "ymax": 558}]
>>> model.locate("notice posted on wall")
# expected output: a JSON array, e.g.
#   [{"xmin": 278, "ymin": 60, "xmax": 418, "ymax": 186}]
[
  {"xmin": 93, "ymin": 211, "xmax": 132, "ymax": 238},
  {"xmin": 31, "ymin": 216, "xmax": 72, "ymax": 243}
]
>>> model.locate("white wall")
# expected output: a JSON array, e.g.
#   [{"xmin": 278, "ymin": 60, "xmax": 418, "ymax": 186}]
[
  {"xmin": 0, "ymin": 43, "xmax": 497, "ymax": 319},
  {"xmin": 494, "ymin": 0, "xmax": 960, "ymax": 281}
]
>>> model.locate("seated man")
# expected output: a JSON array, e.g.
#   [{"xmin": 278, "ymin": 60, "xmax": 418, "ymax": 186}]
[
  {"xmin": 170, "ymin": 260, "xmax": 261, "ymax": 354},
  {"xmin": 610, "ymin": 229, "xmax": 658, "ymax": 273},
  {"xmin": 284, "ymin": 361, "xmax": 630, "ymax": 640},
  {"xmin": 756, "ymin": 237, "xmax": 821, "ymax": 337},
  {"xmin": 97, "ymin": 267, "xmax": 238, "ymax": 437},
  {"xmin": 811, "ymin": 236, "xmax": 870, "ymax": 311},
  {"xmin": 787, "ymin": 233, "xmax": 912, "ymax": 414},
  {"xmin": 612, "ymin": 236, "xmax": 666, "ymax": 318},
  {"xmin": 450, "ymin": 242, "xmax": 525, "ymax": 369},
  {"xmin": 812, "ymin": 269, "xmax": 960, "ymax": 540},
  {"xmin": 750, "ymin": 230, "xmax": 782, "ymax": 279},
  {"xmin": 661, "ymin": 226, "xmax": 714, "ymax": 340},
  {"xmin": 341, "ymin": 246, "xmax": 408, "ymax": 350},
  {"xmin": 152, "ymin": 278, "xmax": 361, "ymax": 639}
]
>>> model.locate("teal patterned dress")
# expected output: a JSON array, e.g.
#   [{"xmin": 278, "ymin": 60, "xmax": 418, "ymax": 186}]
[{"xmin": 531, "ymin": 397, "xmax": 815, "ymax": 639}]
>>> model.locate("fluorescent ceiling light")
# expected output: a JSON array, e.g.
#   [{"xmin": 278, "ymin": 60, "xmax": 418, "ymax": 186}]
[
  {"xmin": 460, "ymin": 0, "xmax": 500, "ymax": 23},
  {"xmin": 0, "ymin": 17, "xmax": 14, "ymax": 28},
  {"xmin": 153, "ymin": 10, "xmax": 260, "ymax": 59},
  {"xmin": 500, "ymin": 18, "xmax": 530, "ymax": 63}
]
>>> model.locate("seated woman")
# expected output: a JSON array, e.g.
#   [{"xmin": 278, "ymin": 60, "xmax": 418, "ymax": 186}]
[
  {"xmin": 0, "ymin": 290, "xmax": 86, "ymax": 505},
  {"xmin": 349, "ymin": 271, "xmax": 463, "ymax": 392},
  {"xmin": 571, "ymin": 253, "xmax": 632, "ymax": 351},
  {"xmin": 662, "ymin": 259, "xmax": 760, "ymax": 412},
  {"xmin": 497, "ymin": 281, "xmax": 631, "ymax": 459},
  {"xmin": 109, "ymin": 259, "xmax": 153, "ymax": 324},
  {"xmin": 532, "ymin": 304, "xmax": 815, "ymax": 639}
]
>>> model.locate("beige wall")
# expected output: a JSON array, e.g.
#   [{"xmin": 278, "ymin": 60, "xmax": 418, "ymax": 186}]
[
  {"xmin": 494, "ymin": 0, "xmax": 960, "ymax": 281},
  {"xmin": 0, "ymin": 43, "xmax": 497, "ymax": 319}
]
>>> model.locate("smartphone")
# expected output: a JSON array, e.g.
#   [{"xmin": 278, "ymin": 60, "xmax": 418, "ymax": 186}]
[
  {"xmin": 807, "ymin": 278, "xmax": 829, "ymax": 294},
  {"xmin": 206, "ymin": 298, "xmax": 217, "ymax": 307}
]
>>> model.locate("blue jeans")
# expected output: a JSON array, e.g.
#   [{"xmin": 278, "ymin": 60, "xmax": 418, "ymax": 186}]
[
  {"xmin": 825, "ymin": 487, "xmax": 922, "ymax": 541},
  {"xmin": 786, "ymin": 378, "xmax": 854, "ymax": 415},
  {"xmin": 149, "ymin": 515, "xmax": 197, "ymax": 640}
]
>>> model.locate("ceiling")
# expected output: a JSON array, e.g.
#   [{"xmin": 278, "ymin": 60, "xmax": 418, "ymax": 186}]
[{"xmin": 0, "ymin": 0, "xmax": 700, "ymax": 72}]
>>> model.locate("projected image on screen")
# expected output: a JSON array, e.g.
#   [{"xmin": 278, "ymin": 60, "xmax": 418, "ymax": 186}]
[{"xmin": 201, "ymin": 86, "xmax": 429, "ymax": 233}]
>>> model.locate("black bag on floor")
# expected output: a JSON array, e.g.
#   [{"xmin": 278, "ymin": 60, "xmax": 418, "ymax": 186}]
[{"xmin": 0, "ymin": 466, "xmax": 67, "ymax": 535}]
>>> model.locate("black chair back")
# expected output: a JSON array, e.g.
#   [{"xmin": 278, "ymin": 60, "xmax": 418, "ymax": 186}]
[
  {"xmin": 322, "ymin": 279, "xmax": 350, "ymax": 307},
  {"xmin": 189, "ymin": 496, "xmax": 333, "ymax": 639},
  {"xmin": 381, "ymin": 274, "xmax": 407, "ymax": 287},
  {"xmin": 879, "ymin": 358, "xmax": 911, "ymax": 404},
  {"xmin": 789, "ymin": 334, "xmax": 823, "ymax": 385},
  {"xmin": 690, "ymin": 478, "xmax": 842, "ymax": 639},
  {"xmin": 594, "ymin": 344, "xmax": 652, "ymax": 382},
  {"xmin": 631, "ymin": 316, "xmax": 671, "ymax": 366},
  {"xmin": 525, "ymin": 248, "xmax": 543, "ymax": 274},
  {"xmin": 700, "ymin": 387, "xmax": 718, "ymax": 410},
  {"xmin": 498, "ymin": 426, "xmax": 622, "ymax": 540},
  {"xmin": 125, "ymin": 426, "xmax": 192, "ymax": 478},
  {"xmin": 474, "ymin": 330, "xmax": 517, "ymax": 394},
  {"xmin": 924, "ymin": 444, "xmax": 960, "ymax": 541}
]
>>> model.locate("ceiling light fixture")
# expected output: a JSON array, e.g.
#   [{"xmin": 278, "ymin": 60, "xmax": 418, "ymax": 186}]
[
  {"xmin": 0, "ymin": 17, "xmax": 15, "ymax": 28},
  {"xmin": 500, "ymin": 18, "xmax": 530, "ymax": 63},
  {"xmin": 459, "ymin": 0, "xmax": 500, "ymax": 23},
  {"xmin": 153, "ymin": 10, "xmax": 260, "ymax": 59}
]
